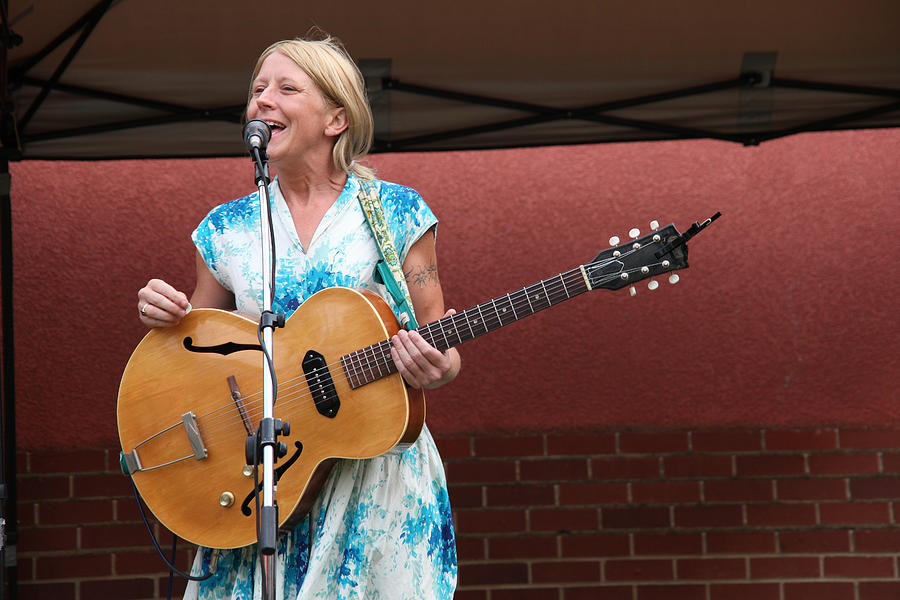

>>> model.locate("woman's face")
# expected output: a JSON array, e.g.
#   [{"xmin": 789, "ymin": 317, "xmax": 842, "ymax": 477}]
[{"xmin": 247, "ymin": 52, "xmax": 343, "ymax": 164}]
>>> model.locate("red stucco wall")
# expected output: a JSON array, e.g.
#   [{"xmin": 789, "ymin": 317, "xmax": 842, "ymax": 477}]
[{"xmin": 8, "ymin": 128, "xmax": 899, "ymax": 449}]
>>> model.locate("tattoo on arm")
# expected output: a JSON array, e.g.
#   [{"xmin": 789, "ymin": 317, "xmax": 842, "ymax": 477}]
[{"xmin": 405, "ymin": 261, "xmax": 439, "ymax": 288}]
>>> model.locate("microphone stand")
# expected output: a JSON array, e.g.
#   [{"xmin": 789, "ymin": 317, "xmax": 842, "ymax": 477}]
[{"xmin": 248, "ymin": 145, "xmax": 286, "ymax": 600}]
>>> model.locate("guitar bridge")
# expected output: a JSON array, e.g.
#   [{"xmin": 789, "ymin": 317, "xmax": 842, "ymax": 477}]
[{"xmin": 121, "ymin": 411, "xmax": 208, "ymax": 474}]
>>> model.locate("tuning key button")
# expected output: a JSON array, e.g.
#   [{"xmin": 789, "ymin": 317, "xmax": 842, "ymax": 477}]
[
  {"xmin": 648, "ymin": 279, "xmax": 659, "ymax": 290},
  {"xmin": 629, "ymin": 228, "xmax": 641, "ymax": 239},
  {"xmin": 609, "ymin": 236, "xmax": 620, "ymax": 246},
  {"xmin": 629, "ymin": 285, "xmax": 637, "ymax": 297},
  {"xmin": 650, "ymin": 220, "xmax": 660, "ymax": 230},
  {"xmin": 668, "ymin": 273, "xmax": 680, "ymax": 284}
]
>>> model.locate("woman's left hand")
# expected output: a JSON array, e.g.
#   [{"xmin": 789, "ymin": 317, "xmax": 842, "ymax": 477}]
[{"xmin": 390, "ymin": 309, "xmax": 460, "ymax": 389}]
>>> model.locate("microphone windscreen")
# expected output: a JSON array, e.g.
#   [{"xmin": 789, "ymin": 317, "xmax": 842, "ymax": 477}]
[{"xmin": 243, "ymin": 119, "xmax": 271, "ymax": 152}]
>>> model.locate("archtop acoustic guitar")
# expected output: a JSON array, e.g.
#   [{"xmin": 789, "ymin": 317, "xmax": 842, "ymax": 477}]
[{"xmin": 118, "ymin": 214, "xmax": 719, "ymax": 548}]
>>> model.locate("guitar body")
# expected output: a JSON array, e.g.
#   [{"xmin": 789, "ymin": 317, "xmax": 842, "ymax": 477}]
[{"xmin": 117, "ymin": 287, "xmax": 425, "ymax": 549}]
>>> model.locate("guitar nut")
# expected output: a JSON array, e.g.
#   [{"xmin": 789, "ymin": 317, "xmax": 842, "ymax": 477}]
[{"xmin": 219, "ymin": 492, "xmax": 235, "ymax": 508}]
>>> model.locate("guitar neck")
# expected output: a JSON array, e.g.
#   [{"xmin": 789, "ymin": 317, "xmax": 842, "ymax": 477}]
[{"xmin": 341, "ymin": 266, "xmax": 591, "ymax": 388}]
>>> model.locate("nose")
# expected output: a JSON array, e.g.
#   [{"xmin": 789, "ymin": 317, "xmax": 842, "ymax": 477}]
[{"xmin": 255, "ymin": 87, "xmax": 276, "ymax": 110}]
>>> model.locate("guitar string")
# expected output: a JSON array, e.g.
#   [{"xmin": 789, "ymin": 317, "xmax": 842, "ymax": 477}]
[
  {"xmin": 178, "ymin": 268, "xmax": 591, "ymax": 451},
  {"xmin": 183, "ymin": 276, "xmax": 572, "ymax": 446},
  {"xmin": 185, "ymin": 257, "xmax": 664, "ymax": 453},
  {"xmin": 183, "ymin": 248, "xmax": 660, "ymax": 450},
  {"xmin": 149, "ymin": 243, "xmax": 667, "ymax": 455},
  {"xmin": 189, "ymin": 266, "xmax": 590, "ymax": 440},
  {"xmin": 179, "ymin": 251, "xmax": 661, "ymax": 450}
]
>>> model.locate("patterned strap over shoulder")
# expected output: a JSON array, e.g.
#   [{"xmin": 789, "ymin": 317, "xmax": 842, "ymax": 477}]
[{"xmin": 357, "ymin": 179, "xmax": 419, "ymax": 329}]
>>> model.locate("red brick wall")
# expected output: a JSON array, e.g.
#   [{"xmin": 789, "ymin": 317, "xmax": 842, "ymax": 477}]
[{"xmin": 17, "ymin": 427, "xmax": 900, "ymax": 599}]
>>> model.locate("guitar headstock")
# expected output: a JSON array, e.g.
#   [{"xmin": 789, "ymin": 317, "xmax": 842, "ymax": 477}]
[{"xmin": 585, "ymin": 220, "xmax": 690, "ymax": 293}]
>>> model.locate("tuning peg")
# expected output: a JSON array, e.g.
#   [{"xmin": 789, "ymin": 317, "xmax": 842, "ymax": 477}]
[
  {"xmin": 629, "ymin": 285, "xmax": 637, "ymax": 297},
  {"xmin": 609, "ymin": 235, "xmax": 620, "ymax": 246},
  {"xmin": 628, "ymin": 228, "xmax": 641, "ymax": 239},
  {"xmin": 668, "ymin": 273, "xmax": 680, "ymax": 285},
  {"xmin": 650, "ymin": 220, "xmax": 659, "ymax": 231},
  {"xmin": 648, "ymin": 279, "xmax": 659, "ymax": 290}
]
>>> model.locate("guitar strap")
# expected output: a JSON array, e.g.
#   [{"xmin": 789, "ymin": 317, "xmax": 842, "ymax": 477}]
[{"xmin": 356, "ymin": 179, "xmax": 419, "ymax": 329}]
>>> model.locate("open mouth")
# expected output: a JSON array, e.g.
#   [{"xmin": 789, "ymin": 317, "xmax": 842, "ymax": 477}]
[{"xmin": 264, "ymin": 120, "xmax": 286, "ymax": 135}]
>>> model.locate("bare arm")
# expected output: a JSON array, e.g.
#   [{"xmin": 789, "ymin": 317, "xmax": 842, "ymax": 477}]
[
  {"xmin": 137, "ymin": 250, "xmax": 234, "ymax": 328},
  {"xmin": 389, "ymin": 229, "xmax": 461, "ymax": 389},
  {"xmin": 189, "ymin": 250, "xmax": 236, "ymax": 310}
]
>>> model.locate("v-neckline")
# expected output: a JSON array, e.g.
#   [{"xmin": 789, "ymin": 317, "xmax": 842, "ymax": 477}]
[{"xmin": 271, "ymin": 176, "xmax": 356, "ymax": 254}]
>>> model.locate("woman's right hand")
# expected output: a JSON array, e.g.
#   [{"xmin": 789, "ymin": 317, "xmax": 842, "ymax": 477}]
[{"xmin": 138, "ymin": 279, "xmax": 192, "ymax": 328}]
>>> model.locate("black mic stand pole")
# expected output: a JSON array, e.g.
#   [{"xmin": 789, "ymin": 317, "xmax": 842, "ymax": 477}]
[{"xmin": 249, "ymin": 145, "xmax": 284, "ymax": 600}]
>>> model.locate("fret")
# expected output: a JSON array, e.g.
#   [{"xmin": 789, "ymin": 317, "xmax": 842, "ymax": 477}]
[
  {"xmin": 377, "ymin": 342, "xmax": 394, "ymax": 375},
  {"xmin": 434, "ymin": 318, "xmax": 450, "ymax": 351},
  {"xmin": 359, "ymin": 347, "xmax": 375, "ymax": 384},
  {"xmin": 539, "ymin": 279, "xmax": 553, "ymax": 308},
  {"xmin": 449, "ymin": 313, "xmax": 465, "ymax": 345},
  {"xmin": 473, "ymin": 303, "xmax": 491, "ymax": 335},
  {"xmin": 346, "ymin": 350, "xmax": 364, "ymax": 387},
  {"xmin": 558, "ymin": 273, "xmax": 571, "ymax": 299},
  {"xmin": 535, "ymin": 281, "xmax": 550, "ymax": 310},
  {"xmin": 525, "ymin": 283, "xmax": 546, "ymax": 313},
  {"xmin": 489, "ymin": 297, "xmax": 505, "ymax": 328},
  {"xmin": 462, "ymin": 309, "xmax": 477, "ymax": 341},
  {"xmin": 352, "ymin": 350, "xmax": 366, "ymax": 386},
  {"xmin": 505, "ymin": 293, "xmax": 519, "ymax": 320},
  {"xmin": 523, "ymin": 286, "xmax": 535, "ymax": 314},
  {"xmin": 372, "ymin": 344, "xmax": 384, "ymax": 379},
  {"xmin": 340, "ymin": 354, "xmax": 356, "ymax": 388}
]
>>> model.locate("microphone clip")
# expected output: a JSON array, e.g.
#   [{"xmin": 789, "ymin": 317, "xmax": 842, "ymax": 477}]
[{"xmin": 252, "ymin": 147, "xmax": 270, "ymax": 187}]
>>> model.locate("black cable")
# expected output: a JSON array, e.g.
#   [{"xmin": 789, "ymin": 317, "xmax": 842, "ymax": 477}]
[
  {"xmin": 257, "ymin": 320, "xmax": 278, "ymax": 402},
  {"xmin": 128, "ymin": 477, "xmax": 212, "ymax": 581},
  {"xmin": 167, "ymin": 534, "xmax": 177, "ymax": 600},
  {"xmin": 252, "ymin": 146, "xmax": 281, "ymax": 405}
]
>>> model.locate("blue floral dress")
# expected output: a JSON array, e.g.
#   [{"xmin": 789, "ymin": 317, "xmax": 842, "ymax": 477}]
[{"xmin": 183, "ymin": 174, "xmax": 457, "ymax": 600}]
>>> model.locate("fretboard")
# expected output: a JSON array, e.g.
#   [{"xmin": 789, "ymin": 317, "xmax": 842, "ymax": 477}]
[{"xmin": 340, "ymin": 266, "xmax": 591, "ymax": 388}]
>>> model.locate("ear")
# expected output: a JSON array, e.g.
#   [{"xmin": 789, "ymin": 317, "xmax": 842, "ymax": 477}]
[{"xmin": 325, "ymin": 107, "xmax": 349, "ymax": 137}]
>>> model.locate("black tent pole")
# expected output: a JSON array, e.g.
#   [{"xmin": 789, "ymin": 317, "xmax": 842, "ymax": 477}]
[
  {"xmin": 0, "ymin": 0, "xmax": 20, "ymax": 596},
  {"xmin": 0, "ymin": 160, "xmax": 14, "ymax": 600}
]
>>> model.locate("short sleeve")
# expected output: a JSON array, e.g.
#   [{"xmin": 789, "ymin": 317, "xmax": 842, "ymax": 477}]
[
  {"xmin": 190, "ymin": 193, "xmax": 260, "ymax": 294},
  {"xmin": 375, "ymin": 181, "xmax": 438, "ymax": 264}
]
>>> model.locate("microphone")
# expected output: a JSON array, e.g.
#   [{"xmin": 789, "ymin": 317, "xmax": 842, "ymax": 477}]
[{"xmin": 243, "ymin": 119, "xmax": 271, "ymax": 153}]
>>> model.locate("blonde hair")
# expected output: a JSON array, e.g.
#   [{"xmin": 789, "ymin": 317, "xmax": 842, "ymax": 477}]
[{"xmin": 248, "ymin": 35, "xmax": 375, "ymax": 180}]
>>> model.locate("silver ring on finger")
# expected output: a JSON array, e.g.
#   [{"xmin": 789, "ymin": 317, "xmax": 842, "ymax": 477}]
[{"xmin": 140, "ymin": 303, "xmax": 149, "ymax": 317}]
